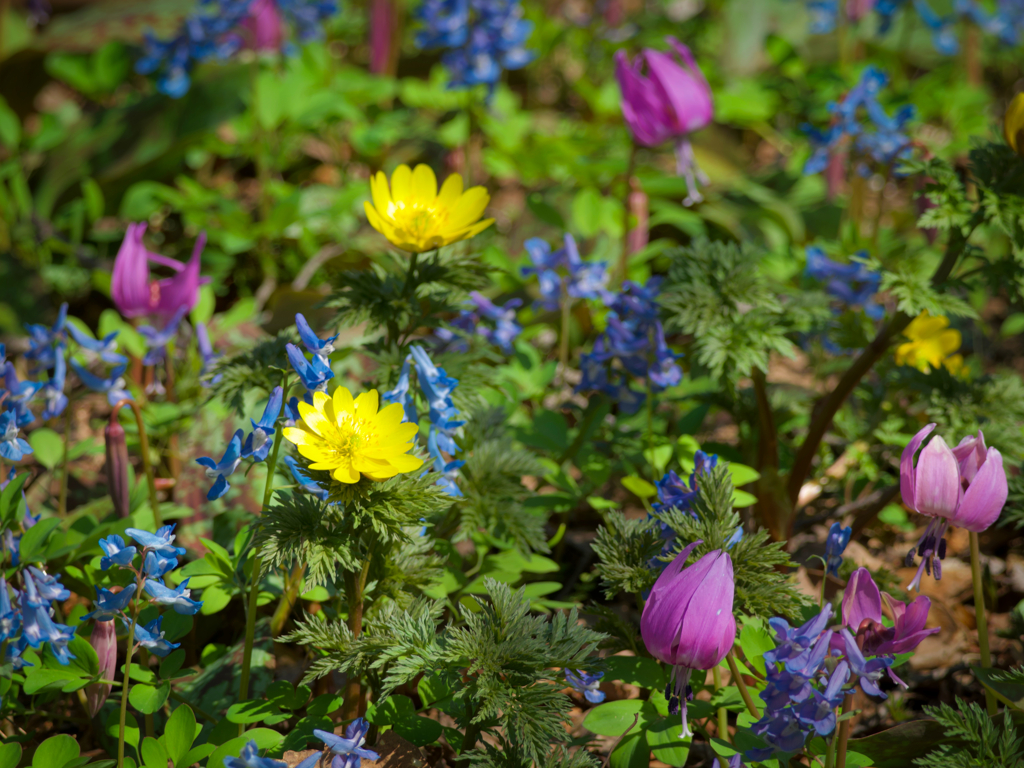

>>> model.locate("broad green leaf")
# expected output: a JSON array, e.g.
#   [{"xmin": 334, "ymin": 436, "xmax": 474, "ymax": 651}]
[
  {"xmin": 18, "ymin": 517, "xmax": 62, "ymax": 563},
  {"xmin": 31, "ymin": 734, "xmax": 80, "ymax": 768},
  {"xmin": 973, "ymin": 665, "xmax": 1024, "ymax": 708},
  {"xmin": 583, "ymin": 699, "xmax": 659, "ymax": 736},
  {"xmin": 646, "ymin": 717, "xmax": 691, "ymax": 767},
  {"xmin": 394, "ymin": 715, "xmax": 444, "ymax": 746},
  {"xmin": 728, "ymin": 463, "xmax": 761, "ymax": 486},
  {"xmin": 621, "ymin": 475, "xmax": 656, "ymax": 500},
  {"xmin": 158, "ymin": 649, "xmax": 185, "ymax": 679},
  {"xmin": 206, "ymin": 729, "xmax": 283, "ymax": 768},
  {"xmin": 29, "ymin": 428, "xmax": 64, "ymax": 471},
  {"xmin": 732, "ymin": 489, "xmax": 758, "ymax": 508},
  {"xmin": 226, "ymin": 699, "xmax": 285, "ymax": 725},
  {"xmin": 609, "ymin": 730, "xmax": 650, "ymax": 768},
  {"xmin": 105, "ymin": 710, "xmax": 140, "ymax": 753},
  {"xmin": 0, "ymin": 472, "xmax": 28, "ymax": 526},
  {"xmin": 602, "ymin": 656, "xmax": 665, "ymax": 690},
  {"xmin": 739, "ymin": 619, "xmax": 774, "ymax": 676},
  {"xmin": 417, "ymin": 674, "xmax": 452, "ymax": 707},
  {"xmin": 139, "ymin": 737, "xmax": 169, "ymax": 768},
  {"xmin": 266, "ymin": 681, "xmax": 311, "ymax": 711},
  {"xmin": 367, "ymin": 695, "xmax": 417, "ymax": 725},
  {"xmin": 199, "ymin": 584, "xmax": 233, "ymax": 615},
  {"xmin": 0, "ymin": 743, "xmax": 21, "ymax": 768},
  {"xmin": 163, "ymin": 703, "xmax": 196, "ymax": 767},
  {"xmin": 129, "ymin": 682, "xmax": 170, "ymax": 714},
  {"xmin": 22, "ymin": 667, "xmax": 86, "ymax": 695}
]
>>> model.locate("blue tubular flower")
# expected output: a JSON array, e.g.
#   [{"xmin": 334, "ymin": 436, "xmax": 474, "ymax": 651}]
[
  {"xmin": 126, "ymin": 525, "xmax": 187, "ymax": 557},
  {"xmin": 24, "ymin": 303, "xmax": 68, "ymax": 371},
  {"xmin": 196, "ymin": 429, "xmax": 245, "ymax": 500},
  {"xmin": 295, "ymin": 313, "xmax": 338, "ymax": 363},
  {"xmin": 99, "ymin": 535, "xmax": 138, "ymax": 570},
  {"xmin": 224, "ymin": 739, "xmax": 288, "ymax": 768},
  {"xmin": 3, "ymin": 364, "xmax": 38, "ymax": 427},
  {"xmin": 286, "ymin": 343, "xmax": 334, "ymax": 392},
  {"xmin": 825, "ymin": 522, "xmax": 852, "ymax": 577},
  {"xmin": 0, "ymin": 578, "xmax": 21, "ymax": 641},
  {"xmin": 139, "ymin": 307, "xmax": 188, "ymax": 366},
  {"xmin": 144, "ymin": 550, "xmax": 179, "ymax": 578},
  {"xmin": 564, "ymin": 669, "xmax": 606, "ymax": 704},
  {"xmin": 242, "ymin": 386, "xmax": 283, "ymax": 462},
  {"xmin": 129, "ymin": 615, "xmax": 179, "ymax": 656},
  {"xmin": 415, "ymin": 0, "xmax": 534, "ymax": 93},
  {"xmin": 838, "ymin": 628, "xmax": 891, "ymax": 697},
  {"xmin": 0, "ymin": 411, "xmax": 32, "ymax": 461},
  {"xmin": 196, "ymin": 322, "xmax": 223, "ymax": 386},
  {"xmin": 805, "ymin": 247, "xmax": 883, "ymax": 321},
  {"xmin": 143, "ymin": 579, "xmax": 203, "ymax": 615},
  {"xmin": 427, "ymin": 429, "xmax": 464, "ymax": 497},
  {"xmin": 277, "ymin": 0, "xmax": 339, "ymax": 44},
  {"xmin": 467, "ymin": 292, "xmax": 522, "ymax": 352},
  {"xmin": 70, "ymin": 361, "xmax": 133, "ymax": 406},
  {"xmin": 382, "ymin": 357, "xmax": 418, "ymax": 424},
  {"xmin": 67, "ymin": 323, "xmax": 127, "ymax": 365},
  {"xmin": 521, "ymin": 238, "xmax": 563, "ymax": 311},
  {"xmin": 283, "ymin": 456, "xmax": 330, "ymax": 500},
  {"xmin": 794, "ymin": 660, "xmax": 850, "ymax": 736},
  {"xmin": 20, "ymin": 573, "xmax": 76, "ymax": 663},
  {"xmin": 38, "ymin": 349, "xmax": 69, "ymax": 421},
  {"xmin": 26, "ymin": 567, "xmax": 70, "ymax": 603},
  {"xmin": 82, "ymin": 584, "xmax": 137, "ymax": 622},
  {"xmin": 314, "ymin": 718, "xmax": 380, "ymax": 761}
]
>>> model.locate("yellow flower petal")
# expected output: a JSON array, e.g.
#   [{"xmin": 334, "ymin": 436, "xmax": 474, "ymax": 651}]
[
  {"xmin": 297, "ymin": 401, "xmax": 332, "ymax": 438},
  {"xmin": 411, "ymin": 164, "xmax": 438, "ymax": 205},
  {"xmin": 354, "ymin": 390, "xmax": 379, "ymax": 421},
  {"xmin": 333, "ymin": 463, "xmax": 360, "ymax": 484},
  {"xmin": 1005, "ymin": 93, "xmax": 1024, "ymax": 154},
  {"xmin": 371, "ymin": 171, "xmax": 392, "ymax": 214},
  {"xmin": 437, "ymin": 173, "xmax": 464, "ymax": 209},
  {"xmin": 387, "ymin": 453, "xmax": 425, "ymax": 472},
  {"xmin": 446, "ymin": 187, "xmax": 490, "ymax": 231},
  {"xmin": 333, "ymin": 386, "xmax": 354, "ymax": 417},
  {"xmin": 390, "ymin": 164, "xmax": 413, "ymax": 204}
]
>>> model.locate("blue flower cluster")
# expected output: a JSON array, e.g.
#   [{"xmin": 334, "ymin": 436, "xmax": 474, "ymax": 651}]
[
  {"xmin": 437, "ymin": 291, "xmax": 523, "ymax": 353},
  {"xmin": 224, "ymin": 739, "xmax": 288, "ymax": 768},
  {"xmin": 577, "ymin": 278, "xmax": 682, "ymax": 416},
  {"xmin": 804, "ymin": 66, "xmax": 914, "ymax": 177},
  {"xmin": 825, "ymin": 521, "xmax": 852, "ymax": 577},
  {"xmin": 88, "ymin": 526, "xmax": 202, "ymax": 657},
  {"xmin": 522, "ymin": 235, "xmax": 611, "ymax": 312},
  {"xmin": 805, "ymin": 247, "xmax": 883, "ymax": 320},
  {"xmin": 564, "ymin": 668, "xmax": 606, "ymax": 704},
  {"xmin": 415, "ymin": 0, "xmax": 535, "ymax": 92},
  {"xmin": 289, "ymin": 718, "xmax": 380, "ymax": 768},
  {"xmin": 1, "ymin": 565, "xmax": 75, "ymax": 670},
  {"xmin": 197, "ymin": 387, "xmax": 282, "ymax": 500},
  {"xmin": 136, "ymin": 0, "xmax": 339, "ymax": 98},
  {"xmin": 1, "ymin": 470, "xmax": 41, "ymax": 566},
  {"xmin": 383, "ymin": 345, "xmax": 465, "ymax": 497}
]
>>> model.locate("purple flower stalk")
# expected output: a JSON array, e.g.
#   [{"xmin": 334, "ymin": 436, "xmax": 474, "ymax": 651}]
[
  {"xmin": 615, "ymin": 37, "xmax": 713, "ymax": 204},
  {"xmin": 641, "ymin": 540, "xmax": 735, "ymax": 738}
]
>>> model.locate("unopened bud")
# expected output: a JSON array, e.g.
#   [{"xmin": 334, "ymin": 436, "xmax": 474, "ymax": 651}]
[
  {"xmin": 105, "ymin": 418, "xmax": 130, "ymax": 519},
  {"xmin": 1005, "ymin": 93, "xmax": 1024, "ymax": 157},
  {"xmin": 84, "ymin": 620, "xmax": 117, "ymax": 717},
  {"xmin": 627, "ymin": 179, "xmax": 649, "ymax": 255}
]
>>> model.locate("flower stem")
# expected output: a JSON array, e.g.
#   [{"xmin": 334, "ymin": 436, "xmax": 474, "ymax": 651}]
[
  {"xmin": 238, "ymin": 379, "xmax": 290, "ymax": 735},
  {"xmin": 712, "ymin": 665, "xmax": 730, "ymax": 744},
  {"xmin": 342, "ymin": 537, "xmax": 377, "ymax": 720},
  {"xmin": 269, "ymin": 563, "xmax": 305, "ymax": 637},
  {"xmin": 164, "ymin": 341, "xmax": 181, "ymax": 501},
  {"xmin": 117, "ymin": 618, "xmax": 137, "ymax": 768},
  {"xmin": 559, "ymin": 297, "xmax": 572, "ymax": 383},
  {"xmin": 834, "ymin": 693, "xmax": 854, "ymax": 768},
  {"xmin": 58, "ymin": 403, "xmax": 72, "ymax": 517},
  {"xmin": 725, "ymin": 651, "xmax": 760, "ymax": 719},
  {"xmin": 970, "ymin": 531, "xmax": 997, "ymax": 716},
  {"xmin": 113, "ymin": 399, "xmax": 161, "ymax": 529},
  {"xmin": 617, "ymin": 143, "xmax": 638, "ymax": 285}
]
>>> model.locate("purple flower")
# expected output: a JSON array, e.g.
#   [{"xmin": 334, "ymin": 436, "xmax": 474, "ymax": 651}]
[
  {"xmin": 139, "ymin": 306, "xmax": 188, "ymax": 366},
  {"xmin": 24, "ymin": 303, "xmax": 68, "ymax": 372},
  {"xmin": 467, "ymin": 292, "xmax": 522, "ymax": 352},
  {"xmin": 195, "ymin": 322, "xmax": 222, "ymax": 386},
  {"xmin": 641, "ymin": 541, "xmax": 736, "ymax": 737},
  {"xmin": 825, "ymin": 522, "xmax": 852, "ymax": 577},
  {"xmin": 111, "ymin": 223, "xmax": 207, "ymax": 319},
  {"xmin": 225, "ymin": 739, "xmax": 288, "ymax": 768},
  {"xmin": 565, "ymin": 669, "xmax": 606, "ymax": 704},
  {"xmin": 615, "ymin": 37, "xmax": 713, "ymax": 204},
  {"xmin": 805, "ymin": 247, "xmax": 883, "ymax": 320}
]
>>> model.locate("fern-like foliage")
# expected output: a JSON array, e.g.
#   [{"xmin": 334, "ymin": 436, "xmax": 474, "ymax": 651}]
[
  {"xmin": 914, "ymin": 698, "xmax": 1024, "ymax": 768},
  {"xmin": 591, "ymin": 512, "xmax": 663, "ymax": 599},
  {"xmin": 207, "ymin": 332, "xmax": 293, "ymax": 417},
  {"xmin": 903, "ymin": 155, "xmax": 973, "ymax": 233}
]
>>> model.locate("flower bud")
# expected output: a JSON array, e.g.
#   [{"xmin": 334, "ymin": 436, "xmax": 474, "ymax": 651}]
[
  {"xmin": 1004, "ymin": 93, "xmax": 1024, "ymax": 157},
  {"xmin": 84, "ymin": 619, "xmax": 117, "ymax": 717},
  {"xmin": 641, "ymin": 540, "xmax": 735, "ymax": 738},
  {"xmin": 105, "ymin": 418, "xmax": 130, "ymax": 518},
  {"xmin": 627, "ymin": 180, "xmax": 649, "ymax": 255}
]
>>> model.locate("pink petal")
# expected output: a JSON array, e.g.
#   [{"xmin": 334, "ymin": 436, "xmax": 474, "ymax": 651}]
[
  {"xmin": 900, "ymin": 423, "xmax": 935, "ymax": 511},
  {"xmin": 644, "ymin": 49, "xmax": 713, "ymax": 135},
  {"xmin": 641, "ymin": 541, "xmax": 706, "ymax": 664},
  {"xmin": 154, "ymin": 232, "xmax": 207, "ymax": 320},
  {"xmin": 914, "ymin": 434, "xmax": 962, "ymax": 518},
  {"xmin": 112, "ymin": 223, "xmax": 155, "ymax": 318},
  {"xmin": 671, "ymin": 552, "xmax": 736, "ymax": 669},
  {"xmin": 842, "ymin": 567, "xmax": 882, "ymax": 630},
  {"xmin": 952, "ymin": 430, "xmax": 986, "ymax": 484},
  {"xmin": 951, "ymin": 447, "xmax": 1007, "ymax": 532},
  {"xmin": 615, "ymin": 50, "xmax": 672, "ymax": 147}
]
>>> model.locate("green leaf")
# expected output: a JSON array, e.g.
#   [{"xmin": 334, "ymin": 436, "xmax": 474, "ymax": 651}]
[
  {"xmin": 973, "ymin": 665, "xmax": 1024, "ymax": 708},
  {"xmin": 29, "ymin": 428, "xmax": 64, "ymax": 471},
  {"xmin": 367, "ymin": 695, "xmax": 417, "ymax": 725},
  {"xmin": 163, "ymin": 703, "xmax": 197, "ymax": 767},
  {"xmin": 105, "ymin": 710, "xmax": 140, "ymax": 753},
  {"xmin": 226, "ymin": 699, "xmax": 286, "ymax": 725},
  {"xmin": 139, "ymin": 737, "xmax": 169, "ymax": 768},
  {"xmin": 0, "ymin": 472, "xmax": 29, "ymax": 527},
  {"xmin": 306, "ymin": 694, "xmax": 345, "ymax": 717},
  {"xmin": 266, "ymin": 680, "xmax": 311, "ymax": 710},
  {"xmin": 602, "ymin": 656, "xmax": 666, "ymax": 690},
  {"xmin": 417, "ymin": 674, "xmax": 452, "ymax": 707},
  {"xmin": 393, "ymin": 715, "xmax": 444, "ymax": 746},
  {"xmin": 199, "ymin": 584, "xmax": 233, "ymax": 615},
  {"xmin": 583, "ymin": 700, "xmax": 658, "ymax": 736},
  {"xmin": 571, "ymin": 187, "xmax": 603, "ymax": 238},
  {"xmin": 622, "ymin": 475, "xmax": 656, "ymax": 500},
  {"xmin": 158, "ymin": 649, "xmax": 185, "ymax": 679},
  {"xmin": 739, "ymin": 619, "xmax": 774, "ymax": 676},
  {"xmin": 609, "ymin": 730, "xmax": 650, "ymax": 768},
  {"xmin": 846, "ymin": 718, "xmax": 948, "ymax": 767},
  {"xmin": 22, "ymin": 667, "xmax": 86, "ymax": 695},
  {"xmin": 646, "ymin": 717, "xmax": 691, "ymax": 767},
  {"xmin": 0, "ymin": 743, "xmax": 21, "ymax": 768},
  {"xmin": 18, "ymin": 517, "xmax": 62, "ymax": 563},
  {"xmin": 729, "ymin": 464, "xmax": 761, "ymax": 486},
  {"xmin": 31, "ymin": 734, "xmax": 80, "ymax": 768},
  {"xmin": 206, "ymin": 729, "xmax": 283, "ymax": 768},
  {"xmin": 129, "ymin": 683, "xmax": 170, "ymax": 715},
  {"xmin": 732, "ymin": 490, "xmax": 757, "ymax": 508}
]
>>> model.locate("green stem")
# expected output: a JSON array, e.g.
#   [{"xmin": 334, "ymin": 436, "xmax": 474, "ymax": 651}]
[
  {"xmin": 617, "ymin": 143, "xmax": 638, "ymax": 285},
  {"xmin": 559, "ymin": 297, "xmax": 572, "ymax": 382},
  {"xmin": 117, "ymin": 617, "xmax": 137, "ymax": 768},
  {"xmin": 238, "ymin": 379, "xmax": 290, "ymax": 734},
  {"xmin": 835, "ymin": 693, "xmax": 854, "ymax": 768},
  {"xmin": 58, "ymin": 402, "xmax": 72, "ymax": 517},
  {"xmin": 970, "ymin": 531, "xmax": 997, "ymax": 716},
  {"xmin": 139, "ymin": 647, "xmax": 154, "ymax": 739},
  {"xmin": 114, "ymin": 400, "xmax": 161, "ymax": 529},
  {"xmin": 726, "ymin": 651, "xmax": 760, "ymax": 719},
  {"xmin": 270, "ymin": 563, "xmax": 305, "ymax": 637},
  {"xmin": 342, "ymin": 537, "xmax": 377, "ymax": 720},
  {"xmin": 712, "ymin": 665, "xmax": 730, "ymax": 744}
]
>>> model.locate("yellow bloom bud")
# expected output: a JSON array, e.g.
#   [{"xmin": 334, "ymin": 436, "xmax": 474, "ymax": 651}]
[{"xmin": 1004, "ymin": 93, "xmax": 1024, "ymax": 156}]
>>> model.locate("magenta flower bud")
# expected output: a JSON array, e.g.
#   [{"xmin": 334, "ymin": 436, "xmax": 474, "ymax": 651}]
[
  {"xmin": 85, "ymin": 620, "xmax": 118, "ymax": 717},
  {"xmin": 641, "ymin": 540, "xmax": 736, "ymax": 738},
  {"xmin": 842, "ymin": 567, "xmax": 881, "ymax": 632},
  {"xmin": 242, "ymin": 0, "xmax": 285, "ymax": 51},
  {"xmin": 370, "ymin": 0, "xmax": 395, "ymax": 74},
  {"xmin": 111, "ymin": 222, "xmax": 209, "ymax": 321},
  {"xmin": 614, "ymin": 37, "xmax": 713, "ymax": 205},
  {"xmin": 105, "ymin": 418, "xmax": 130, "ymax": 519},
  {"xmin": 627, "ymin": 180, "xmax": 649, "ymax": 255}
]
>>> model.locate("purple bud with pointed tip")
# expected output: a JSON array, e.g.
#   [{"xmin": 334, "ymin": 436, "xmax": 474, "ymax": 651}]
[
  {"xmin": 85, "ymin": 619, "xmax": 117, "ymax": 717},
  {"xmin": 105, "ymin": 417, "xmax": 130, "ymax": 519}
]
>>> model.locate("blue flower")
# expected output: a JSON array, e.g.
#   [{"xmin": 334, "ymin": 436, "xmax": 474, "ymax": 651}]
[
  {"xmin": 242, "ymin": 386, "xmax": 283, "ymax": 462},
  {"xmin": 82, "ymin": 584, "xmax": 137, "ymax": 622},
  {"xmin": 24, "ymin": 303, "xmax": 68, "ymax": 372},
  {"xmin": 143, "ymin": 550, "xmax": 179, "ymax": 578},
  {"xmin": 825, "ymin": 522, "xmax": 852, "ymax": 577},
  {"xmin": 139, "ymin": 307, "xmax": 188, "ymax": 366},
  {"xmin": 794, "ymin": 660, "xmax": 850, "ymax": 736},
  {"xmin": 381, "ymin": 358, "xmax": 418, "ymax": 424},
  {"xmin": 3, "ymin": 364, "xmax": 38, "ymax": 427},
  {"xmin": 765, "ymin": 604, "xmax": 833, "ymax": 665},
  {"xmin": 126, "ymin": 525, "xmax": 188, "ymax": 557},
  {"xmin": 295, "ymin": 313, "xmax": 338, "ymax": 364},
  {"xmin": 224, "ymin": 739, "xmax": 288, "ymax": 768},
  {"xmin": 129, "ymin": 615, "xmax": 179, "ymax": 656},
  {"xmin": 70, "ymin": 361, "xmax": 133, "ymax": 407},
  {"xmin": 314, "ymin": 718, "xmax": 380, "ymax": 761},
  {"xmin": 286, "ymin": 343, "xmax": 334, "ymax": 392},
  {"xmin": 196, "ymin": 429, "xmax": 245, "ymax": 500},
  {"xmin": 26, "ymin": 567, "xmax": 70, "ymax": 603},
  {"xmin": 0, "ymin": 411, "xmax": 32, "ymax": 462},
  {"xmin": 99, "ymin": 535, "xmax": 138, "ymax": 570},
  {"xmin": 565, "ymin": 669, "xmax": 606, "ymax": 704},
  {"xmin": 838, "ymin": 628, "xmax": 891, "ymax": 698},
  {"xmin": 196, "ymin": 322, "xmax": 223, "ymax": 386},
  {"xmin": 463, "ymin": 291, "xmax": 522, "ymax": 352},
  {"xmin": 805, "ymin": 247, "xmax": 883, "ymax": 320},
  {"xmin": 67, "ymin": 323, "xmax": 128, "ymax": 365},
  {"xmin": 0, "ymin": 578, "xmax": 20, "ymax": 642},
  {"xmin": 283, "ymin": 456, "xmax": 330, "ymax": 501},
  {"xmin": 143, "ymin": 578, "xmax": 203, "ymax": 615},
  {"xmin": 427, "ymin": 429, "xmax": 464, "ymax": 497},
  {"xmin": 20, "ymin": 573, "xmax": 76, "ymax": 664},
  {"xmin": 38, "ymin": 350, "xmax": 69, "ymax": 421}
]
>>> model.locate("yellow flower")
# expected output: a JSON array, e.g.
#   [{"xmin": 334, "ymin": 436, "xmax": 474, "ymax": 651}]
[
  {"xmin": 364, "ymin": 164, "xmax": 494, "ymax": 253},
  {"xmin": 282, "ymin": 388, "xmax": 423, "ymax": 485},
  {"xmin": 1005, "ymin": 93, "xmax": 1024, "ymax": 156},
  {"xmin": 894, "ymin": 311, "xmax": 963, "ymax": 374}
]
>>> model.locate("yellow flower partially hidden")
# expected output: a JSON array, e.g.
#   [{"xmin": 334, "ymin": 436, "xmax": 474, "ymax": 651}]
[
  {"xmin": 894, "ymin": 311, "xmax": 963, "ymax": 374},
  {"xmin": 1005, "ymin": 92, "xmax": 1024, "ymax": 156},
  {"xmin": 364, "ymin": 164, "xmax": 495, "ymax": 253},
  {"xmin": 282, "ymin": 388, "xmax": 423, "ymax": 484}
]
